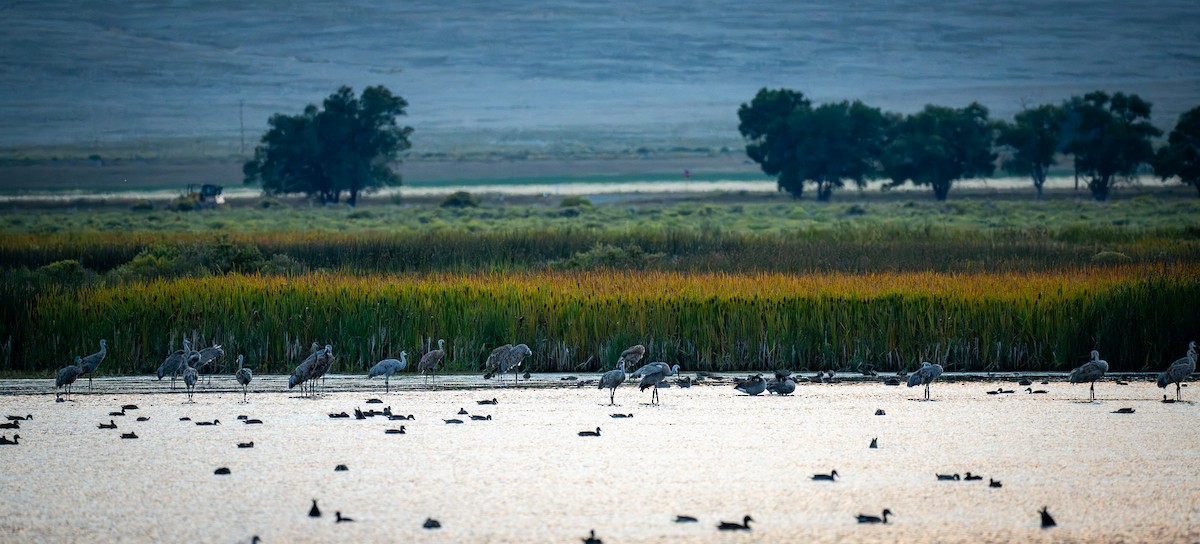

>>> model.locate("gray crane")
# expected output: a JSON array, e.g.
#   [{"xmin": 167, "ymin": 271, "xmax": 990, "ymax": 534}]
[
  {"xmin": 633, "ymin": 362, "xmax": 679, "ymax": 405},
  {"xmin": 495, "ymin": 344, "xmax": 532, "ymax": 384},
  {"xmin": 156, "ymin": 339, "xmax": 192, "ymax": 390},
  {"xmin": 1157, "ymin": 341, "xmax": 1197, "ymax": 401},
  {"xmin": 483, "ymin": 344, "xmax": 513, "ymax": 379},
  {"xmin": 735, "ymin": 374, "xmax": 768, "ymax": 396},
  {"xmin": 419, "ymin": 339, "xmax": 446, "ymax": 386},
  {"xmin": 618, "ymin": 344, "xmax": 645, "ymax": 367},
  {"xmin": 310, "ymin": 345, "xmax": 334, "ymax": 395},
  {"xmin": 289, "ymin": 344, "xmax": 322, "ymax": 397},
  {"xmin": 598, "ymin": 361, "xmax": 627, "ymax": 405},
  {"xmin": 194, "ymin": 342, "xmax": 226, "ymax": 385},
  {"xmin": 234, "ymin": 354, "xmax": 252, "ymax": 403},
  {"xmin": 56, "ymin": 356, "xmax": 84, "ymax": 401},
  {"xmin": 1068, "ymin": 350, "xmax": 1109, "ymax": 401},
  {"xmin": 906, "ymin": 361, "xmax": 943, "ymax": 400},
  {"xmin": 369, "ymin": 352, "xmax": 408, "ymax": 393},
  {"xmin": 77, "ymin": 339, "xmax": 107, "ymax": 391},
  {"xmin": 290, "ymin": 345, "xmax": 331, "ymax": 397},
  {"xmin": 182, "ymin": 352, "xmax": 199, "ymax": 402}
]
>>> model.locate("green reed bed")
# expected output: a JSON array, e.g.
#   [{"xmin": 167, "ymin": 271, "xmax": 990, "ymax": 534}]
[{"xmin": 4, "ymin": 266, "xmax": 1196, "ymax": 376}]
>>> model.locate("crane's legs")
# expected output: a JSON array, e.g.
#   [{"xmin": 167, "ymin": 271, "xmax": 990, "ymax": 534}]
[
  {"xmin": 609, "ymin": 389, "xmax": 616, "ymax": 405},
  {"xmin": 1089, "ymin": 382, "xmax": 1095, "ymax": 401},
  {"xmin": 385, "ymin": 377, "xmax": 390, "ymax": 394},
  {"xmin": 1176, "ymin": 382, "xmax": 1182, "ymax": 401},
  {"xmin": 89, "ymin": 377, "xmax": 93, "ymax": 392}
]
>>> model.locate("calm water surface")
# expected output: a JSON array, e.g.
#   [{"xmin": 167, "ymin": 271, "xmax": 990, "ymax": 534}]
[{"xmin": 1, "ymin": 376, "xmax": 1197, "ymax": 542}]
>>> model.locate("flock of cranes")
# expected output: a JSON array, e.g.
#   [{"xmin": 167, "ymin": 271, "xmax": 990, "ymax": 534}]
[{"xmin": 51, "ymin": 338, "xmax": 1197, "ymax": 405}]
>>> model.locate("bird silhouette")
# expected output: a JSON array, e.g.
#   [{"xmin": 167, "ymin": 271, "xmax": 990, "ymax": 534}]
[
  {"xmin": 1040, "ymin": 506, "xmax": 1056, "ymax": 528},
  {"xmin": 309, "ymin": 499, "xmax": 321, "ymax": 518},
  {"xmin": 717, "ymin": 515, "xmax": 753, "ymax": 531},
  {"xmin": 856, "ymin": 509, "xmax": 893, "ymax": 524},
  {"xmin": 812, "ymin": 470, "xmax": 839, "ymax": 481}
]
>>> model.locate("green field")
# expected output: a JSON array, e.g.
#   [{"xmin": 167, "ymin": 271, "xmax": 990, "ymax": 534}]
[{"xmin": 2, "ymin": 190, "xmax": 1199, "ymax": 375}]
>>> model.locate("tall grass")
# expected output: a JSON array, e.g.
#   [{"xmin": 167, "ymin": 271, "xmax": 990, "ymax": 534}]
[
  {"xmin": 3, "ymin": 229, "xmax": 1198, "ymax": 274},
  {"xmin": 6, "ymin": 265, "xmax": 1197, "ymax": 375}
]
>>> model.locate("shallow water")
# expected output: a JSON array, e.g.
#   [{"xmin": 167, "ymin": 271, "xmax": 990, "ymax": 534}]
[{"xmin": 1, "ymin": 376, "xmax": 1198, "ymax": 543}]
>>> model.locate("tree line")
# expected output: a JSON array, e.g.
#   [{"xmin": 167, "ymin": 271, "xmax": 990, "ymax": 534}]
[
  {"xmin": 737, "ymin": 89, "xmax": 1200, "ymax": 201},
  {"xmin": 242, "ymin": 85, "xmax": 1199, "ymax": 204}
]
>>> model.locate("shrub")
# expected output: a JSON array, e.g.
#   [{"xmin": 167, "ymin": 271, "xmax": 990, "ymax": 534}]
[
  {"xmin": 36, "ymin": 259, "xmax": 88, "ymax": 287},
  {"xmin": 167, "ymin": 197, "xmax": 199, "ymax": 212},
  {"xmin": 441, "ymin": 191, "xmax": 479, "ymax": 208},
  {"xmin": 130, "ymin": 200, "xmax": 154, "ymax": 212},
  {"xmin": 560, "ymin": 195, "xmax": 593, "ymax": 207}
]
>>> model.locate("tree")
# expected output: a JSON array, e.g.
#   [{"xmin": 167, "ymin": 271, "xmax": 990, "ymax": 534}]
[
  {"xmin": 243, "ymin": 85, "xmax": 413, "ymax": 206},
  {"xmin": 996, "ymin": 104, "xmax": 1065, "ymax": 199},
  {"xmin": 737, "ymin": 88, "xmax": 811, "ymax": 198},
  {"xmin": 1061, "ymin": 91, "xmax": 1160, "ymax": 201},
  {"xmin": 737, "ymin": 89, "xmax": 889, "ymax": 200},
  {"xmin": 880, "ymin": 103, "xmax": 996, "ymax": 200},
  {"xmin": 1155, "ymin": 105, "xmax": 1200, "ymax": 197}
]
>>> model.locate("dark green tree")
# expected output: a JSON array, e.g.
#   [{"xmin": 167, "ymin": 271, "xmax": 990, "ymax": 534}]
[
  {"xmin": 737, "ymin": 88, "xmax": 811, "ymax": 198},
  {"xmin": 1154, "ymin": 105, "xmax": 1200, "ymax": 197},
  {"xmin": 243, "ymin": 85, "xmax": 413, "ymax": 206},
  {"xmin": 996, "ymin": 104, "xmax": 1065, "ymax": 198},
  {"xmin": 880, "ymin": 103, "xmax": 996, "ymax": 200},
  {"xmin": 737, "ymin": 89, "xmax": 889, "ymax": 200},
  {"xmin": 1061, "ymin": 91, "xmax": 1160, "ymax": 201}
]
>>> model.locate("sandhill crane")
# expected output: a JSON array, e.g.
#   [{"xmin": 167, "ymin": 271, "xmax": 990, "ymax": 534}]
[
  {"xmin": 309, "ymin": 345, "xmax": 334, "ymax": 395},
  {"xmin": 856, "ymin": 509, "xmax": 893, "ymax": 524},
  {"xmin": 419, "ymin": 339, "xmax": 445, "ymax": 386},
  {"xmin": 157, "ymin": 339, "xmax": 192, "ymax": 389},
  {"xmin": 369, "ymin": 352, "xmax": 407, "ymax": 393},
  {"xmin": 717, "ymin": 515, "xmax": 753, "ymax": 531},
  {"xmin": 735, "ymin": 374, "xmax": 767, "ymax": 396},
  {"xmin": 633, "ymin": 363, "xmax": 679, "ymax": 404},
  {"xmin": 598, "ymin": 361, "xmax": 627, "ymax": 405},
  {"xmin": 289, "ymin": 345, "xmax": 328, "ymax": 396},
  {"xmin": 618, "ymin": 344, "xmax": 645, "ymax": 367},
  {"xmin": 77, "ymin": 339, "xmax": 107, "ymax": 391},
  {"xmin": 483, "ymin": 344, "xmax": 513, "ymax": 379},
  {"xmin": 289, "ymin": 345, "xmax": 322, "ymax": 397},
  {"xmin": 1157, "ymin": 341, "xmax": 1197, "ymax": 401},
  {"xmin": 501, "ymin": 344, "xmax": 531, "ymax": 384},
  {"xmin": 907, "ymin": 362, "xmax": 943, "ymax": 400},
  {"xmin": 56, "ymin": 356, "xmax": 84, "ymax": 401},
  {"xmin": 1069, "ymin": 350, "xmax": 1109, "ymax": 401},
  {"xmin": 182, "ymin": 352, "xmax": 199, "ymax": 401},
  {"xmin": 194, "ymin": 342, "xmax": 225, "ymax": 385},
  {"xmin": 234, "ymin": 355, "xmax": 252, "ymax": 403}
]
